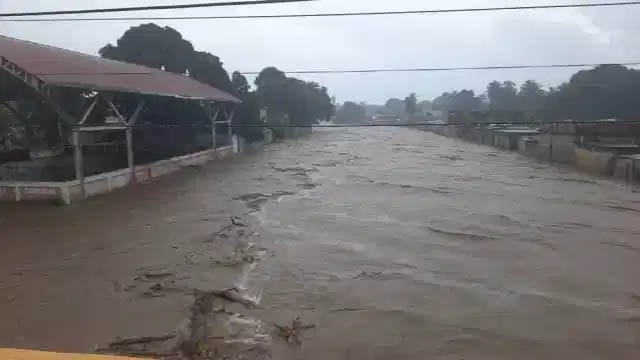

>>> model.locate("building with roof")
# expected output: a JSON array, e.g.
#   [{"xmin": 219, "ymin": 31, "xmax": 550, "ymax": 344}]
[{"xmin": 0, "ymin": 35, "xmax": 240, "ymax": 203}]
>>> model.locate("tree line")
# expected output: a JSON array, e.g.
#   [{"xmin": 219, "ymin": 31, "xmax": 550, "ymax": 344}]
[
  {"xmin": 100, "ymin": 23, "xmax": 335, "ymax": 141},
  {"xmin": 335, "ymin": 64, "xmax": 640, "ymax": 125},
  {"xmin": 430, "ymin": 64, "xmax": 640, "ymax": 123}
]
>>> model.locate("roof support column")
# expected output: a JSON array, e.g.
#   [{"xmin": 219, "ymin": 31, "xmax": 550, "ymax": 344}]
[
  {"xmin": 208, "ymin": 102, "xmax": 220, "ymax": 157},
  {"xmin": 72, "ymin": 130, "xmax": 84, "ymax": 199},
  {"xmin": 72, "ymin": 98, "xmax": 99, "ymax": 199},
  {"xmin": 125, "ymin": 100, "xmax": 145, "ymax": 184},
  {"xmin": 225, "ymin": 107, "xmax": 236, "ymax": 153}
]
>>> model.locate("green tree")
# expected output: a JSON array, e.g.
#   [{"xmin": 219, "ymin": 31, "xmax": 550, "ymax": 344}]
[
  {"xmin": 100, "ymin": 23, "xmax": 194, "ymax": 74},
  {"xmin": 432, "ymin": 90, "xmax": 481, "ymax": 111},
  {"xmin": 384, "ymin": 98, "xmax": 405, "ymax": 116},
  {"xmin": 254, "ymin": 67, "xmax": 334, "ymax": 128},
  {"xmin": 549, "ymin": 64, "xmax": 640, "ymax": 121},
  {"xmin": 404, "ymin": 93, "xmax": 417, "ymax": 118},
  {"xmin": 231, "ymin": 71, "xmax": 250, "ymax": 97},
  {"xmin": 417, "ymin": 100, "xmax": 432, "ymax": 114},
  {"xmin": 487, "ymin": 81, "xmax": 518, "ymax": 111},
  {"xmin": 188, "ymin": 51, "xmax": 233, "ymax": 92},
  {"xmin": 335, "ymin": 101, "xmax": 366, "ymax": 124},
  {"xmin": 518, "ymin": 80, "xmax": 547, "ymax": 122}
]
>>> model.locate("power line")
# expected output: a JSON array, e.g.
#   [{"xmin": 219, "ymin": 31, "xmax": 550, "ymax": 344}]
[
  {"xmin": 238, "ymin": 62, "xmax": 640, "ymax": 75},
  {"xmin": 5, "ymin": 1, "xmax": 640, "ymax": 22},
  {"xmin": 28, "ymin": 62, "xmax": 640, "ymax": 77},
  {"xmin": 70, "ymin": 120, "xmax": 640, "ymax": 129},
  {"xmin": 0, "ymin": 0, "xmax": 314, "ymax": 18}
]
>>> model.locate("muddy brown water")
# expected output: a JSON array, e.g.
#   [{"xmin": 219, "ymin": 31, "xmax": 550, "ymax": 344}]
[{"xmin": 1, "ymin": 128, "xmax": 640, "ymax": 359}]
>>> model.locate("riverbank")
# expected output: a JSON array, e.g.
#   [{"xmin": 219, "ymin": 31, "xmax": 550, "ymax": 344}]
[
  {"xmin": 0, "ymin": 127, "xmax": 315, "ymax": 205},
  {"xmin": 417, "ymin": 124, "xmax": 640, "ymax": 185}
]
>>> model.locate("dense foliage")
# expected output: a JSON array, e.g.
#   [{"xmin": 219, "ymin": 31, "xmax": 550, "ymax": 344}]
[
  {"xmin": 100, "ymin": 23, "xmax": 335, "ymax": 142},
  {"xmin": 430, "ymin": 64, "xmax": 640, "ymax": 122},
  {"xmin": 334, "ymin": 101, "xmax": 366, "ymax": 124}
]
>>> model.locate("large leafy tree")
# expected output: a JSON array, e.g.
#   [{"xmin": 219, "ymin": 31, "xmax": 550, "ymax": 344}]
[
  {"xmin": 254, "ymin": 67, "xmax": 334, "ymax": 128},
  {"xmin": 188, "ymin": 51, "xmax": 233, "ymax": 92},
  {"xmin": 335, "ymin": 101, "xmax": 366, "ymax": 124},
  {"xmin": 101, "ymin": 23, "xmax": 233, "ymax": 93},
  {"xmin": 404, "ymin": 93, "xmax": 417, "ymax": 118},
  {"xmin": 101, "ymin": 25, "xmax": 335, "ymax": 146},
  {"xmin": 549, "ymin": 64, "xmax": 640, "ymax": 121},
  {"xmin": 432, "ymin": 90, "xmax": 482, "ymax": 111},
  {"xmin": 231, "ymin": 71, "xmax": 250, "ymax": 97},
  {"xmin": 100, "ymin": 23, "xmax": 194, "ymax": 74},
  {"xmin": 384, "ymin": 98, "xmax": 405, "ymax": 116},
  {"xmin": 487, "ymin": 81, "xmax": 519, "ymax": 111},
  {"xmin": 518, "ymin": 80, "xmax": 547, "ymax": 122}
]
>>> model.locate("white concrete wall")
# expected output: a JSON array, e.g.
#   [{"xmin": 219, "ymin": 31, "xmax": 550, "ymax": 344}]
[{"xmin": 1, "ymin": 146, "xmax": 235, "ymax": 204}]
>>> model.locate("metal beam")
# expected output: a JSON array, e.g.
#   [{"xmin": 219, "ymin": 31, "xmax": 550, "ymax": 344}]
[
  {"xmin": 0, "ymin": 57, "xmax": 76, "ymax": 125},
  {"xmin": 78, "ymin": 98, "xmax": 98, "ymax": 125},
  {"xmin": 107, "ymin": 99, "xmax": 126, "ymax": 124},
  {"xmin": 126, "ymin": 100, "xmax": 145, "ymax": 183},
  {"xmin": 127, "ymin": 100, "xmax": 145, "ymax": 126},
  {"xmin": 209, "ymin": 103, "xmax": 220, "ymax": 152}
]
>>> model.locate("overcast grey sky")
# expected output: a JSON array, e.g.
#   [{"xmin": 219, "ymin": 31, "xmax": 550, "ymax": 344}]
[{"xmin": 1, "ymin": 0, "xmax": 639, "ymax": 104}]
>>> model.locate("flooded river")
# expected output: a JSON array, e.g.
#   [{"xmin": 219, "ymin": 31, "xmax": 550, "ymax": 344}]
[{"xmin": 1, "ymin": 128, "xmax": 640, "ymax": 359}]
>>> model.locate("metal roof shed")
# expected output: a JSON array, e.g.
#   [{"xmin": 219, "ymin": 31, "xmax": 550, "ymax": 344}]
[{"xmin": 0, "ymin": 35, "xmax": 240, "ymax": 198}]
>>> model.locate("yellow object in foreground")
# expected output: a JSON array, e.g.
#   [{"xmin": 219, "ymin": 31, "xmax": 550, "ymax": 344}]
[{"xmin": 0, "ymin": 349, "xmax": 146, "ymax": 360}]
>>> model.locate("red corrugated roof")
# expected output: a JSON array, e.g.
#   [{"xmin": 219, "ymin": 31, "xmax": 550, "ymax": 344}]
[{"xmin": 0, "ymin": 35, "xmax": 240, "ymax": 103}]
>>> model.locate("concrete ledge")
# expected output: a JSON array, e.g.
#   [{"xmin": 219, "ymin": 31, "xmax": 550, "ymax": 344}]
[{"xmin": 1, "ymin": 146, "xmax": 234, "ymax": 204}]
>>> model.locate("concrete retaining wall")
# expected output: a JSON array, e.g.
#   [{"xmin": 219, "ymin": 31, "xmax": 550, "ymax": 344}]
[
  {"xmin": 0, "ymin": 146, "xmax": 234, "ymax": 204},
  {"xmin": 612, "ymin": 156, "xmax": 640, "ymax": 183},
  {"xmin": 517, "ymin": 135, "xmax": 576, "ymax": 164}
]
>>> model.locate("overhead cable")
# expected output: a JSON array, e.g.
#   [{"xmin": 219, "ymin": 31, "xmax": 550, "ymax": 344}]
[
  {"xmin": 30, "ymin": 62, "xmax": 640, "ymax": 77},
  {"xmin": 70, "ymin": 120, "xmax": 640, "ymax": 129},
  {"xmin": 238, "ymin": 62, "xmax": 640, "ymax": 75},
  {"xmin": 0, "ymin": 0, "xmax": 314, "ymax": 18},
  {"xmin": 5, "ymin": 1, "xmax": 640, "ymax": 21}
]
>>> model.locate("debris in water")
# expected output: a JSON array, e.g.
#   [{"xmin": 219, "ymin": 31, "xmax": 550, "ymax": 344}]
[
  {"xmin": 274, "ymin": 317, "xmax": 315, "ymax": 346},
  {"xmin": 144, "ymin": 270, "xmax": 173, "ymax": 279},
  {"xmin": 109, "ymin": 334, "xmax": 176, "ymax": 346},
  {"xmin": 142, "ymin": 291, "xmax": 164, "ymax": 298},
  {"xmin": 210, "ymin": 287, "xmax": 260, "ymax": 309},
  {"xmin": 95, "ymin": 334, "xmax": 177, "ymax": 358},
  {"xmin": 231, "ymin": 216, "xmax": 248, "ymax": 227},
  {"xmin": 330, "ymin": 307, "xmax": 365, "ymax": 313}
]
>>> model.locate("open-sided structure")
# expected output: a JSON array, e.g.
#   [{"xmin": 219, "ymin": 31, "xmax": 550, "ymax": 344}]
[{"xmin": 0, "ymin": 35, "xmax": 240, "ymax": 203}]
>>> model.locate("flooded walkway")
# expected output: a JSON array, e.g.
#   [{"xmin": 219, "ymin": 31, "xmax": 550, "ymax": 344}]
[{"xmin": 1, "ymin": 128, "xmax": 640, "ymax": 359}]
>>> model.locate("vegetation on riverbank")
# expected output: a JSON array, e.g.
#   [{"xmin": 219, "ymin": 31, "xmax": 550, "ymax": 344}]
[{"xmin": 429, "ymin": 64, "xmax": 640, "ymax": 123}]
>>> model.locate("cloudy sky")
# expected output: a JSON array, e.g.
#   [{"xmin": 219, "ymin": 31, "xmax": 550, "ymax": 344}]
[{"xmin": 1, "ymin": 0, "xmax": 639, "ymax": 104}]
